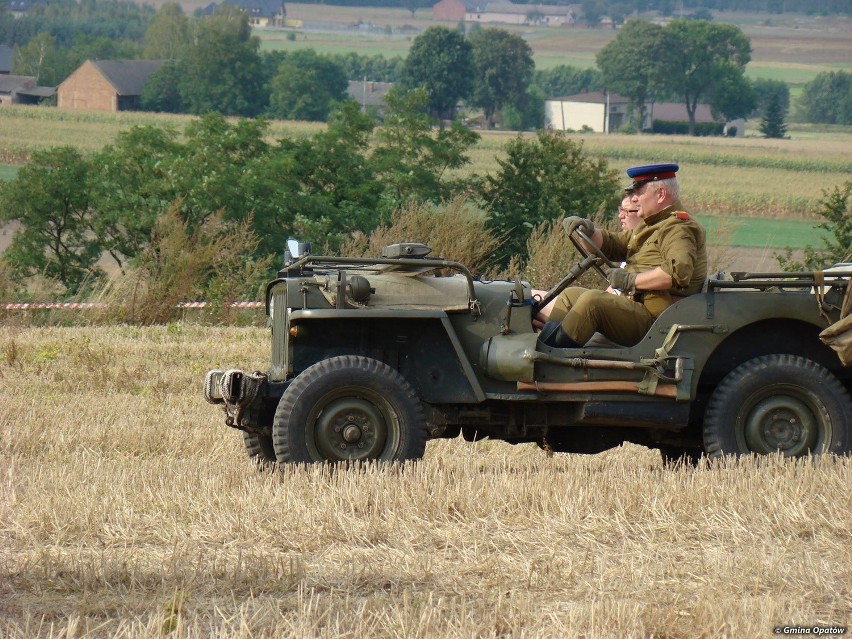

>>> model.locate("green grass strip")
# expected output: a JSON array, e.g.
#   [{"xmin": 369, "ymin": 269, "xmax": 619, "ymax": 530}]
[
  {"xmin": 697, "ymin": 215, "xmax": 830, "ymax": 249},
  {"xmin": 0, "ymin": 166, "xmax": 19, "ymax": 181}
]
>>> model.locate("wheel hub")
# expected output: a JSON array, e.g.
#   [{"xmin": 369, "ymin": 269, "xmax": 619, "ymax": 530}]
[
  {"xmin": 314, "ymin": 398, "xmax": 387, "ymax": 461},
  {"xmin": 744, "ymin": 395, "xmax": 818, "ymax": 455}
]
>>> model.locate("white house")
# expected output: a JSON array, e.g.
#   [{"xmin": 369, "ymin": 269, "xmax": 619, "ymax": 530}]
[
  {"xmin": 545, "ymin": 92, "xmax": 745, "ymax": 136},
  {"xmin": 545, "ymin": 92, "xmax": 648, "ymax": 133}
]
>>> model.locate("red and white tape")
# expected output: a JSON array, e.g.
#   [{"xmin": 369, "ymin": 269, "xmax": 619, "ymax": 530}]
[
  {"xmin": 2, "ymin": 302, "xmax": 106, "ymax": 310},
  {"xmin": 2, "ymin": 301, "xmax": 264, "ymax": 311},
  {"xmin": 176, "ymin": 301, "xmax": 264, "ymax": 309}
]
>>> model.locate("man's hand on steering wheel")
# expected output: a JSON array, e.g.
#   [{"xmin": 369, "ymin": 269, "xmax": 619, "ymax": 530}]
[{"xmin": 562, "ymin": 216, "xmax": 595, "ymax": 237}]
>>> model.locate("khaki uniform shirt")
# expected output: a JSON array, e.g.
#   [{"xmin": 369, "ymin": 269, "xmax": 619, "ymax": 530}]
[{"xmin": 599, "ymin": 201, "xmax": 707, "ymax": 317}]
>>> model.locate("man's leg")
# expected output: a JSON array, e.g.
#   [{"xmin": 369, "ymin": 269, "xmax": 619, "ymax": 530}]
[
  {"xmin": 560, "ymin": 289, "xmax": 655, "ymax": 346},
  {"xmin": 546, "ymin": 286, "xmax": 588, "ymax": 324}
]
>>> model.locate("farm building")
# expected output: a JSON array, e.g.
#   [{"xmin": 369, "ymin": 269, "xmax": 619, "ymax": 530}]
[
  {"xmin": 198, "ymin": 0, "xmax": 286, "ymax": 27},
  {"xmin": 545, "ymin": 92, "xmax": 745, "ymax": 136},
  {"xmin": 57, "ymin": 60, "xmax": 165, "ymax": 112},
  {"xmin": 464, "ymin": 2, "xmax": 577, "ymax": 25},
  {"xmin": 0, "ymin": 74, "xmax": 54, "ymax": 105},
  {"xmin": 7, "ymin": 0, "xmax": 46, "ymax": 18},
  {"xmin": 432, "ymin": 0, "xmax": 470, "ymax": 22},
  {"xmin": 347, "ymin": 80, "xmax": 393, "ymax": 112},
  {"xmin": 545, "ymin": 92, "xmax": 645, "ymax": 133}
]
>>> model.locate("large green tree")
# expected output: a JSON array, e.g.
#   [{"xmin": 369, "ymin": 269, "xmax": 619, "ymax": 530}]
[
  {"xmin": 11, "ymin": 32, "xmax": 63, "ymax": 85},
  {"xmin": 468, "ymin": 28, "xmax": 535, "ymax": 128},
  {"xmin": 750, "ymin": 78, "xmax": 790, "ymax": 119},
  {"xmin": 796, "ymin": 71, "xmax": 852, "ymax": 125},
  {"xmin": 480, "ymin": 129, "xmax": 619, "ymax": 265},
  {"xmin": 399, "ymin": 26, "xmax": 474, "ymax": 121},
  {"xmin": 143, "ymin": 2, "xmax": 188, "ymax": 60},
  {"xmin": 267, "ymin": 49, "xmax": 350, "ymax": 122},
  {"xmin": 660, "ymin": 19, "xmax": 752, "ymax": 135},
  {"xmin": 140, "ymin": 60, "xmax": 184, "ymax": 112},
  {"xmin": 90, "ymin": 125, "xmax": 182, "ymax": 267},
  {"xmin": 534, "ymin": 65, "xmax": 603, "ymax": 100},
  {"xmin": 596, "ymin": 19, "xmax": 667, "ymax": 130},
  {"xmin": 370, "ymin": 87, "xmax": 480, "ymax": 214},
  {"xmin": 706, "ymin": 70, "xmax": 756, "ymax": 124},
  {"xmin": 1, "ymin": 147, "xmax": 101, "ymax": 292},
  {"xmin": 177, "ymin": 8, "xmax": 265, "ymax": 117},
  {"xmin": 759, "ymin": 91, "xmax": 787, "ymax": 139}
]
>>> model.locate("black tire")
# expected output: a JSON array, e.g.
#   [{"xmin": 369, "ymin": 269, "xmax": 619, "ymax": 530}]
[
  {"xmin": 703, "ymin": 354, "xmax": 851, "ymax": 458},
  {"xmin": 272, "ymin": 355, "xmax": 427, "ymax": 464},
  {"xmin": 242, "ymin": 432, "xmax": 276, "ymax": 464}
]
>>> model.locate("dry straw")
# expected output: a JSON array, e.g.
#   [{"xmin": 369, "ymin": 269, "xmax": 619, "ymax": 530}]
[{"xmin": 1, "ymin": 325, "xmax": 849, "ymax": 638}]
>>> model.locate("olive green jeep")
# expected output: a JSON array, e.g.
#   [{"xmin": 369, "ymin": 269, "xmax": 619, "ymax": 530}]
[{"xmin": 204, "ymin": 236, "xmax": 852, "ymax": 464}]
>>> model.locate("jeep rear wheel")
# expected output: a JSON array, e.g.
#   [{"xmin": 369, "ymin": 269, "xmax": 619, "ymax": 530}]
[
  {"xmin": 703, "ymin": 354, "xmax": 851, "ymax": 458},
  {"xmin": 272, "ymin": 356, "xmax": 427, "ymax": 464}
]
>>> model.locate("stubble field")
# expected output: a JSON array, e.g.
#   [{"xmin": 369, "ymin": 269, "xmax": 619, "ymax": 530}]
[{"xmin": 1, "ymin": 324, "xmax": 850, "ymax": 637}]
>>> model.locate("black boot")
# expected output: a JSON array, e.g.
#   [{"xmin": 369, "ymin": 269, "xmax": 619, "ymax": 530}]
[{"xmin": 539, "ymin": 321, "xmax": 580, "ymax": 348}]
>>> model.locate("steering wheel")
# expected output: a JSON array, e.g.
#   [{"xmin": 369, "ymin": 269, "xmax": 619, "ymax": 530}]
[
  {"xmin": 570, "ymin": 229, "xmax": 619, "ymax": 284},
  {"xmin": 531, "ymin": 228, "xmax": 620, "ymax": 316}
]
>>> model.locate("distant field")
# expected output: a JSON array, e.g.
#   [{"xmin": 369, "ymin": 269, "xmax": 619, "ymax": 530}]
[{"xmin": 260, "ymin": 5, "xmax": 852, "ymax": 85}]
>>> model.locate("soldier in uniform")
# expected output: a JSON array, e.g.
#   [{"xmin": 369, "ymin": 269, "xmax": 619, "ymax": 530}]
[{"xmin": 538, "ymin": 163, "xmax": 707, "ymax": 347}]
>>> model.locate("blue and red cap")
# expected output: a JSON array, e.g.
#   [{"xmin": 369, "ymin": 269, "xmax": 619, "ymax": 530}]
[{"xmin": 624, "ymin": 163, "xmax": 679, "ymax": 192}]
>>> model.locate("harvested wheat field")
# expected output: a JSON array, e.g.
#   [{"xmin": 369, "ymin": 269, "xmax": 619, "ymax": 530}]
[{"xmin": 1, "ymin": 324, "xmax": 850, "ymax": 638}]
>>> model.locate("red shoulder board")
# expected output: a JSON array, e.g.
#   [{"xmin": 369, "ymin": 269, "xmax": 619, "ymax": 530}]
[{"xmin": 675, "ymin": 211, "xmax": 690, "ymax": 220}]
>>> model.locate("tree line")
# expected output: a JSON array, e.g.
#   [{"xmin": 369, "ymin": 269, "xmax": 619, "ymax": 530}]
[{"xmin": 0, "ymin": 94, "xmax": 620, "ymax": 295}]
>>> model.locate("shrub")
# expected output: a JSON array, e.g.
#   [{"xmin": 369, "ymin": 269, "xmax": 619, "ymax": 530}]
[
  {"xmin": 94, "ymin": 206, "xmax": 272, "ymax": 325},
  {"xmin": 777, "ymin": 181, "xmax": 852, "ymax": 271},
  {"xmin": 651, "ymin": 120, "xmax": 725, "ymax": 136},
  {"xmin": 339, "ymin": 196, "xmax": 501, "ymax": 277}
]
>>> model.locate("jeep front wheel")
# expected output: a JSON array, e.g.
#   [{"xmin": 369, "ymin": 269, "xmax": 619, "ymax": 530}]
[
  {"xmin": 272, "ymin": 356, "xmax": 427, "ymax": 464},
  {"xmin": 242, "ymin": 432, "xmax": 276, "ymax": 465},
  {"xmin": 703, "ymin": 354, "xmax": 851, "ymax": 458}
]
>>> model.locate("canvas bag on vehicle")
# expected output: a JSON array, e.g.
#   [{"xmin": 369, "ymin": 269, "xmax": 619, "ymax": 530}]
[{"xmin": 819, "ymin": 274, "xmax": 852, "ymax": 367}]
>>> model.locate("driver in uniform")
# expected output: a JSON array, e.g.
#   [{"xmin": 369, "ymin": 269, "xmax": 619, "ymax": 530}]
[{"xmin": 538, "ymin": 163, "xmax": 707, "ymax": 348}]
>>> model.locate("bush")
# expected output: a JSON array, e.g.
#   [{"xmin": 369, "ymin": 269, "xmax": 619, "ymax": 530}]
[
  {"xmin": 777, "ymin": 181, "xmax": 851, "ymax": 271},
  {"xmin": 339, "ymin": 196, "xmax": 500, "ymax": 277},
  {"xmin": 480, "ymin": 128, "xmax": 619, "ymax": 267},
  {"xmin": 651, "ymin": 120, "xmax": 725, "ymax": 136},
  {"xmin": 94, "ymin": 207, "xmax": 272, "ymax": 325}
]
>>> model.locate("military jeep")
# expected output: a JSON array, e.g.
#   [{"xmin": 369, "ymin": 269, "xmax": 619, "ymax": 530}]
[{"xmin": 204, "ymin": 235, "xmax": 852, "ymax": 464}]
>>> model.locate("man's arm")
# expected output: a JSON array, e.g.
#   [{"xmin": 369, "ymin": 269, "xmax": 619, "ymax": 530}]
[{"xmin": 635, "ymin": 266, "xmax": 673, "ymax": 291}]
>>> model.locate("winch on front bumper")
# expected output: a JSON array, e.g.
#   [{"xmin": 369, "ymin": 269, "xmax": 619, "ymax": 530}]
[{"xmin": 204, "ymin": 368, "xmax": 282, "ymax": 433}]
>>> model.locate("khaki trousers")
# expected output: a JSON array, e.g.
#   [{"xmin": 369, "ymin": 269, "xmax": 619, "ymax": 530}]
[{"xmin": 548, "ymin": 287, "xmax": 655, "ymax": 346}]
